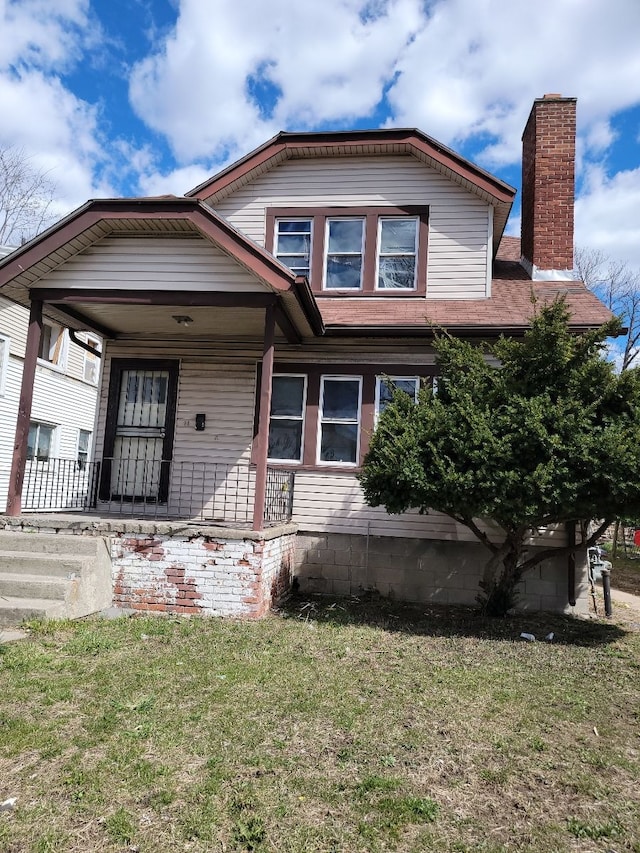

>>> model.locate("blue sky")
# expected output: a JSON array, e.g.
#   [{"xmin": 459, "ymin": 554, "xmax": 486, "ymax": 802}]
[{"xmin": 1, "ymin": 0, "xmax": 639, "ymax": 268}]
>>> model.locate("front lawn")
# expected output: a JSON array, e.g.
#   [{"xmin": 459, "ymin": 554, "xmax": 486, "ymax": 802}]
[{"xmin": 0, "ymin": 598, "xmax": 639, "ymax": 852}]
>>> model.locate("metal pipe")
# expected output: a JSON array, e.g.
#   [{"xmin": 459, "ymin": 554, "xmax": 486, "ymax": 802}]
[{"xmin": 601, "ymin": 568, "xmax": 613, "ymax": 618}]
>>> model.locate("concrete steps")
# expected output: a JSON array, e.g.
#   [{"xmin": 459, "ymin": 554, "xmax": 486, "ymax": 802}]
[{"xmin": 0, "ymin": 529, "xmax": 112, "ymax": 628}]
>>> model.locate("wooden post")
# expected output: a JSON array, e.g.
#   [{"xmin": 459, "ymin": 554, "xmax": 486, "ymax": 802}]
[
  {"xmin": 6, "ymin": 299, "xmax": 43, "ymax": 516},
  {"xmin": 252, "ymin": 305, "xmax": 275, "ymax": 530}
]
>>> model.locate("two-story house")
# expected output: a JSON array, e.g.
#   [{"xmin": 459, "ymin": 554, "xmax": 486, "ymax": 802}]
[
  {"xmin": 0, "ymin": 94, "xmax": 612, "ymax": 622},
  {"xmin": 0, "ymin": 246, "xmax": 100, "ymax": 514}
]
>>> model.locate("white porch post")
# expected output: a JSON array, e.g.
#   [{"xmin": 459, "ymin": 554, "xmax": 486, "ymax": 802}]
[
  {"xmin": 252, "ymin": 304, "xmax": 275, "ymax": 530},
  {"xmin": 6, "ymin": 298, "xmax": 43, "ymax": 516}
]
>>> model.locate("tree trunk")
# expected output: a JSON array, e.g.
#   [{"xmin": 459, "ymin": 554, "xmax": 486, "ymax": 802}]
[{"xmin": 479, "ymin": 548, "xmax": 523, "ymax": 617}]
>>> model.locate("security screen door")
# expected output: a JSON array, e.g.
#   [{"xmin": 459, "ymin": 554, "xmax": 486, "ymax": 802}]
[{"xmin": 101, "ymin": 360, "xmax": 178, "ymax": 502}]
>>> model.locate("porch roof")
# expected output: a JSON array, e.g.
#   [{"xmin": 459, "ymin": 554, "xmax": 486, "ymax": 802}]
[{"xmin": 0, "ymin": 197, "xmax": 324, "ymax": 342}]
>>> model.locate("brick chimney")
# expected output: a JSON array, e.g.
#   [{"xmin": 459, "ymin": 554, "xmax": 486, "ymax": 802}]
[{"xmin": 520, "ymin": 94, "xmax": 577, "ymax": 279}]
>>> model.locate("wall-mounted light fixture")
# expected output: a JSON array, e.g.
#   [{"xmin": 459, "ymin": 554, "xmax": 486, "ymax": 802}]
[{"xmin": 172, "ymin": 315, "xmax": 193, "ymax": 327}]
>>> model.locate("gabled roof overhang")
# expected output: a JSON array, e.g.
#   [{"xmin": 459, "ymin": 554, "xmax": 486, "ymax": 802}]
[
  {"xmin": 186, "ymin": 128, "xmax": 516, "ymax": 255},
  {"xmin": 0, "ymin": 198, "xmax": 324, "ymax": 341}
]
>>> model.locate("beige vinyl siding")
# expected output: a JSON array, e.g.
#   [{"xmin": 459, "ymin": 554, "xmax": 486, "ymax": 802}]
[
  {"xmin": 0, "ymin": 295, "xmax": 28, "ymax": 356},
  {"xmin": 33, "ymin": 235, "xmax": 271, "ymax": 293},
  {"xmin": 213, "ymin": 156, "xmax": 491, "ymax": 299}
]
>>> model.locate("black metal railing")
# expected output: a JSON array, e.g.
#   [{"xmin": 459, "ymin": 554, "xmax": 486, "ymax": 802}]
[{"xmin": 21, "ymin": 457, "xmax": 295, "ymax": 526}]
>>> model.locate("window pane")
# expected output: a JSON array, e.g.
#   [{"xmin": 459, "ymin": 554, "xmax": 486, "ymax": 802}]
[
  {"xmin": 378, "ymin": 378, "xmax": 418, "ymax": 411},
  {"xmin": 322, "ymin": 379, "xmax": 360, "ymax": 420},
  {"xmin": 277, "ymin": 234, "xmax": 310, "ymax": 254},
  {"xmin": 380, "ymin": 219, "xmax": 417, "ymax": 253},
  {"xmin": 378, "ymin": 256, "xmax": 416, "ymax": 289},
  {"xmin": 326, "ymin": 256, "xmax": 362, "ymax": 289},
  {"xmin": 277, "ymin": 256, "xmax": 309, "ymax": 275},
  {"xmin": 27, "ymin": 424, "xmax": 37, "ymax": 460},
  {"xmin": 327, "ymin": 219, "xmax": 363, "ymax": 253},
  {"xmin": 278, "ymin": 220, "xmax": 310, "ymax": 234},
  {"xmin": 37, "ymin": 426, "xmax": 53, "ymax": 461},
  {"xmin": 320, "ymin": 423, "xmax": 358, "ymax": 463},
  {"xmin": 271, "ymin": 376, "xmax": 305, "ymax": 417},
  {"xmin": 268, "ymin": 420, "xmax": 303, "ymax": 460}
]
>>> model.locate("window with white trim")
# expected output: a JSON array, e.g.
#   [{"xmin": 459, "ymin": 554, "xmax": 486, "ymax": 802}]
[
  {"xmin": 274, "ymin": 219, "xmax": 312, "ymax": 278},
  {"xmin": 375, "ymin": 376, "xmax": 419, "ymax": 424},
  {"xmin": 318, "ymin": 376, "xmax": 362, "ymax": 465},
  {"xmin": 376, "ymin": 218, "xmax": 419, "ymax": 289},
  {"xmin": 267, "ymin": 374, "xmax": 307, "ymax": 462},
  {"xmin": 27, "ymin": 422, "xmax": 55, "ymax": 461},
  {"xmin": 0, "ymin": 334, "xmax": 8, "ymax": 396},
  {"xmin": 38, "ymin": 322, "xmax": 67, "ymax": 369},
  {"xmin": 77, "ymin": 428, "xmax": 92, "ymax": 469},
  {"xmin": 83, "ymin": 335, "xmax": 100, "ymax": 383},
  {"xmin": 324, "ymin": 218, "xmax": 365, "ymax": 290}
]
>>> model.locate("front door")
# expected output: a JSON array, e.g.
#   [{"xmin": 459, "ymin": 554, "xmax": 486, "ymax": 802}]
[{"xmin": 101, "ymin": 360, "xmax": 179, "ymax": 502}]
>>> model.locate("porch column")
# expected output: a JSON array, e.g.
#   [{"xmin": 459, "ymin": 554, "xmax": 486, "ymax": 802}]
[
  {"xmin": 6, "ymin": 299, "xmax": 43, "ymax": 516},
  {"xmin": 252, "ymin": 304, "xmax": 276, "ymax": 530}
]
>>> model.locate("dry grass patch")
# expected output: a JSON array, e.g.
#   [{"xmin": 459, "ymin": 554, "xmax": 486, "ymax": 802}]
[{"xmin": 0, "ymin": 597, "xmax": 638, "ymax": 852}]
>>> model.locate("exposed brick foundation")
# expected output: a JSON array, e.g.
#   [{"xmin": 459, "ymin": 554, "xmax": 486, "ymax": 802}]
[{"xmin": 112, "ymin": 530, "xmax": 296, "ymax": 617}]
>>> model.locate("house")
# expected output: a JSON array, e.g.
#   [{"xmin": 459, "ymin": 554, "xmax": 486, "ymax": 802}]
[
  {"xmin": 0, "ymin": 94, "xmax": 612, "ymax": 621},
  {"xmin": 0, "ymin": 245, "xmax": 100, "ymax": 514}
]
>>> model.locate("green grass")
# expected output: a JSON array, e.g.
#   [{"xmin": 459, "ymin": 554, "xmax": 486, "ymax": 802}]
[{"xmin": 0, "ymin": 597, "xmax": 639, "ymax": 852}]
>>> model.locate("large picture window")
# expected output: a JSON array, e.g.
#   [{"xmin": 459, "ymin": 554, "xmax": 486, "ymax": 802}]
[
  {"xmin": 267, "ymin": 206, "xmax": 428, "ymax": 295},
  {"xmin": 268, "ymin": 375, "xmax": 306, "ymax": 462},
  {"xmin": 318, "ymin": 376, "xmax": 362, "ymax": 465}
]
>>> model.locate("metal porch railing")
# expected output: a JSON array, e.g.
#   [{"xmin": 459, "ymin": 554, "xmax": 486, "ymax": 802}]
[{"xmin": 21, "ymin": 457, "xmax": 295, "ymax": 526}]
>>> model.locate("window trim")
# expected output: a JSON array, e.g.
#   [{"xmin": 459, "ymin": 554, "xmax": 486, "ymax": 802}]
[
  {"xmin": 83, "ymin": 334, "xmax": 101, "ymax": 384},
  {"xmin": 375, "ymin": 217, "xmax": 419, "ymax": 291},
  {"xmin": 266, "ymin": 206, "xmax": 429, "ymax": 296},
  {"xmin": 317, "ymin": 375, "xmax": 362, "ymax": 467},
  {"xmin": 323, "ymin": 217, "xmax": 366, "ymax": 291},
  {"xmin": 267, "ymin": 373, "xmax": 307, "ymax": 464},
  {"xmin": 0, "ymin": 334, "xmax": 9, "ymax": 397}
]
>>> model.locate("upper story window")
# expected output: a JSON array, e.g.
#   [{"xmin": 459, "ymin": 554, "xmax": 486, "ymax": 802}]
[
  {"xmin": 83, "ymin": 335, "xmax": 101, "ymax": 384},
  {"xmin": 38, "ymin": 322, "xmax": 67, "ymax": 369},
  {"xmin": 267, "ymin": 206, "xmax": 428, "ymax": 296},
  {"xmin": 274, "ymin": 219, "xmax": 312, "ymax": 278}
]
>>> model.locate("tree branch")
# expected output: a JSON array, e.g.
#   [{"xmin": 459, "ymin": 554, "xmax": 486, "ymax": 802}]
[{"xmin": 518, "ymin": 519, "xmax": 612, "ymax": 574}]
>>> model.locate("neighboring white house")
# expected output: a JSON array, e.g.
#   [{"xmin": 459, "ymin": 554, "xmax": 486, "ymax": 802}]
[{"xmin": 0, "ymin": 245, "xmax": 100, "ymax": 510}]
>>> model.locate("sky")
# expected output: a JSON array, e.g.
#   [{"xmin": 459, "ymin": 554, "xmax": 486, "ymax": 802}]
[{"xmin": 1, "ymin": 0, "xmax": 639, "ymax": 269}]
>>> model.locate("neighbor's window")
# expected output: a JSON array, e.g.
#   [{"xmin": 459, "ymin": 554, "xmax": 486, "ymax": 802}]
[
  {"xmin": 376, "ymin": 218, "xmax": 418, "ymax": 289},
  {"xmin": 38, "ymin": 322, "xmax": 66, "ymax": 368},
  {"xmin": 27, "ymin": 422, "xmax": 55, "ymax": 461},
  {"xmin": 268, "ymin": 375, "xmax": 306, "ymax": 462},
  {"xmin": 318, "ymin": 376, "xmax": 362, "ymax": 465},
  {"xmin": 375, "ymin": 376, "xmax": 419, "ymax": 424},
  {"xmin": 77, "ymin": 429, "xmax": 92, "ymax": 469},
  {"xmin": 0, "ymin": 334, "xmax": 8, "ymax": 396},
  {"xmin": 274, "ymin": 219, "xmax": 312, "ymax": 278},
  {"xmin": 83, "ymin": 335, "xmax": 100, "ymax": 384},
  {"xmin": 324, "ymin": 218, "xmax": 365, "ymax": 290}
]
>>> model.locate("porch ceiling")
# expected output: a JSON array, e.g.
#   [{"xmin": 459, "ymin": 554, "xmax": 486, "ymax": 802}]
[{"xmin": 52, "ymin": 302, "xmax": 291, "ymax": 341}]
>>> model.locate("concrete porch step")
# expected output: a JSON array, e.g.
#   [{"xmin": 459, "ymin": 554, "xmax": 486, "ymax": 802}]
[
  {"xmin": 0, "ymin": 572, "xmax": 71, "ymax": 601},
  {"xmin": 0, "ymin": 552, "xmax": 88, "ymax": 578},
  {"xmin": 0, "ymin": 531, "xmax": 99, "ymax": 556},
  {"xmin": 0, "ymin": 596, "xmax": 66, "ymax": 628}
]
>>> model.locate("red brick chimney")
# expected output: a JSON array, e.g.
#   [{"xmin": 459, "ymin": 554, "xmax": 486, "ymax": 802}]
[{"xmin": 520, "ymin": 94, "xmax": 577, "ymax": 279}]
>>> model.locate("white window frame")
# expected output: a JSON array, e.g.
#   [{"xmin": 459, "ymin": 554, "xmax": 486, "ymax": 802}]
[
  {"xmin": 77, "ymin": 428, "xmax": 92, "ymax": 468},
  {"xmin": 83, "ymin": 334, "xmax": 101, "ymax": 384},
  {"xmin": 0, "ymin": 334, "xmax": 9, "ymax": 397},
  {"xmin": 274, "ymin": 219, "xmax": 313, "ymax": 279},
  {"xmin": 37, "ymin": 322, "xmax": 68, "ymax": 372},
  {"xmin": 323, "ymin": 217, "xmax": 366, "ymax": 291},
  {"xmin": 27, "ymin": 421, "xmax": 57, "ymax": 462},
  {"xmin": 375, "ymin": 217, "xmax": 419, "ymax": 291},
  {"xmin": 317, "ymin": 375, "xmax": 362, "ymax": 466},
  {"xmin": 374, "ymin": 376, "xmax": 419, "ymax": 425},
  {"xmin": 267, "ymin": 373, "xmax": 307, "ymax": 464}
]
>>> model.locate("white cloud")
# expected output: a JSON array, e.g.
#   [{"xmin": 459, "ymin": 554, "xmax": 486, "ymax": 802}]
[
  {"xmin": 575, "ymin": 164, "xmax": 640, "ymax": 271},
  {"xmin": 137, "ymin": 163, "xmax": 212, "ymax": 197},
  {"xmin": 129, "ymin": 0, "xmax": 424, "ymax": 163}
]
